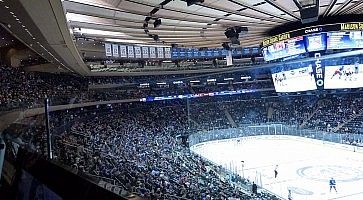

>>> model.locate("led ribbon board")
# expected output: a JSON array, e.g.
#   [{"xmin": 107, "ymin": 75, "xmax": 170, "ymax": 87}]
[{"xmin": 262, "ymin": 22, "xmax": 363, "ymax": 47}]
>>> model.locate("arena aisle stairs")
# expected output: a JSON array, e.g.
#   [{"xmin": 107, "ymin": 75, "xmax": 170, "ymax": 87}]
[
  {"xmin": 299, "ymin": 99, "xmax": 325, "ymax": 128},
  {"xmin": 334, "ymin": 108, "xmax": 363, "ymax": 132},
  {"xmin": 222, "ymin": 108, "xmax": 237, "ymax": 128}
]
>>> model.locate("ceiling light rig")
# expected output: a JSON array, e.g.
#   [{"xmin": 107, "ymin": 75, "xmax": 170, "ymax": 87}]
[
  {"xmin": 143, "ymin": 17, "xmax": 162, "ymax": 43},
  {"xmin": 224, "ymin": 26, "xmax": 248, "ymax": 46},
  {"xmin": 153, "ymin": 18, "xmax": 161, "ymax": 28},
  {"xmin": 141, "ymin": 0, "xmax": 175, "ymax": 45},
  {"xmin": 222, "ymin": 42, "xmax": 230, "ymax": 50}
]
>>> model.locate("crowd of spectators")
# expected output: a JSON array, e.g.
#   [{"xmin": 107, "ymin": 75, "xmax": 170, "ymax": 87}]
[
  {"xmin": 304, "ymin": 93, "xmax": 363, "ymax": 132},
  {"xmin": 0, "ymin": 65, "xmax": 272, "ymax": 112},
  {"xmin": 224, "ymin": 99, "xmax": 269, "ymax": 126},
  {"xmin": 9, "ymin": 92, "xmax": 363, "ymax": 199},
  {"xmin": 49, "ymin": 105, "xmax": 279, "ymax": 200},
  {"xmin": 186, "ymin": 93, "xmax": 363, "ymax": 135},
  {"xmin": 0, "ymin": 65, "xmax": 87, "ymax": 111},
  {"xmin": 3, "ymin": 64, "xmax": 363, "ymax": 199}
]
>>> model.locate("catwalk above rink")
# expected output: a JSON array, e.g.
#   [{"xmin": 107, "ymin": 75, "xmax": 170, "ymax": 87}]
[{"xmin": 191, "ymin": 135, "xmax": 363, "ymax": 200}]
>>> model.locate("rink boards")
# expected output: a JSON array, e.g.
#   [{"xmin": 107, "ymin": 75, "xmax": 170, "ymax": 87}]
[{"xmin": 190, "ymin": 135, "xmax": 363, "ymax": 154}]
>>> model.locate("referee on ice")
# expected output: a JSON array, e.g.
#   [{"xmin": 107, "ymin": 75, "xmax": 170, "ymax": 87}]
[{"xmin": 274, "ymin": 165, "xmax": 278, "ymax": 178}]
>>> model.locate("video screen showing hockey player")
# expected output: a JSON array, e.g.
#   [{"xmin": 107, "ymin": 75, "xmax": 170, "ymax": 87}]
[
  {"xmin": 324, "ymin": 62, "xmax": 363, "ymax": 89},
  {"xmin": 272, "ymin": 65, "xmax": 316, "ymax": 93}
]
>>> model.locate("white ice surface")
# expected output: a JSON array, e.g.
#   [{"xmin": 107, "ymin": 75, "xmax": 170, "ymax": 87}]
[{"xmin": 191, "ymin": 136, "xmax": 363, "ymax": 200}]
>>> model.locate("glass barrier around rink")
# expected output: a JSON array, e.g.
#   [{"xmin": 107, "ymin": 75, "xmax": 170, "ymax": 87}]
[{"xmin": 188, "ymin": 123, "xmax": 363, "ymax": 148}]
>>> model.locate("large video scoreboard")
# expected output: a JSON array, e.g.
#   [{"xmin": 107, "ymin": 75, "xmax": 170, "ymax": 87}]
[
  {"xmin": 271, "ymin": 55, "xmax": 363, "ymax": 92},
  {"xmin": 264, "ymin": 22, "xmax": 363, "ymax": 92},
  {"xmin": 327, "ymin": 31, "xmax": 363, "ymax": 50},
  {"xmin": 324, "ymin": 63, "xmax": 363, "ymax": 89},
  {"xmin": 263, "ymin": 36, "xmax": 306, "ymax": 61},
  {"xmin": 262, "ymin": 22, "xmax": 363, "ymax": 61},
  {"xmin": 272, "ymin": 65, "xmax": 317, "ymax": 92}
]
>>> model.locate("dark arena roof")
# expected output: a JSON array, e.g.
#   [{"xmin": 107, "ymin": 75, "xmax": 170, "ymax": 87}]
[{"xmin": 1, "ymin": 0, "xmax": 363, "ymax": 200}]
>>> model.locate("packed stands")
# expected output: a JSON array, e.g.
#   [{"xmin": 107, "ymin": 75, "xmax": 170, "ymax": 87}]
[
  {"xmin": 0, "ymin": 65, "xmax": 87, "ymax": 111},
  {"xmin": 0, "ymin": 65, "xmax": 273, "ymax": 111},
  {"xmin": 304, "ymin": 93, "xmax": 363, "ymax": 132},
  {"xmin": 3, "ymin": 64, "xmax": 363, "ymax": 199},
  {"xmin": 11, "ymin": 104, "xmax": 278, "ymax": 199}
]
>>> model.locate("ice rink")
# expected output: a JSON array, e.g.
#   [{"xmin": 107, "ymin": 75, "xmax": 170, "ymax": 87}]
[{"xmin": 191, "ymin": 135, "xmax": 363, "ymax": 200}]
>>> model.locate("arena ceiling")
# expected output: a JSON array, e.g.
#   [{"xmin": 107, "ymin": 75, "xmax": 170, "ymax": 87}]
[
  {"xmin": 1, "ymin": 0, "xmax": 363, "ymax": 76},
  {"xmin": 63, "ymin": 0, "xmax": 363, "ymax": 48}
]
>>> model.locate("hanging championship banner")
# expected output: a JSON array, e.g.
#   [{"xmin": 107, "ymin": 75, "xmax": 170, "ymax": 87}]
[
  {"xmin": 186, "ymin": 48, "xmax": 193, "ymax": 58},
  {"xmin": 150, "ymin": 47, "xmax": 156, "ymax": 58},
  {"xmin": 105, "ymin": 43, "xmax": 112, "ymax": 57},
  {"xmin": 193, "ymin": 49, "xmax": 199, "ymax": 57},
  {"xmin": 164, "ymin": 47, "xmax": 171, "ymax": 58},
  {"xmin": 142, "ymin": 47, "xmax": 149, "ymax": 58},
  {"xmin": 157, "ymin": 47, "xmax": 164, "ymax": 58},
  {"xmin": 120, "ymin": 45, "xmax": 127, "ymax": 57},
  {"xmin": 134, "ymin": 46, "xmax": 142, "ymax": 58},
  {"xmin": 112, "ymin": 44, "xmax": 119, "ymax": 57},
  {"xmin": 127, "ymin": 46, "xmax": 134, "ymax": 58},
  {"xmin": 171, "ymin": 48, "xmax": 178, "ymax": 59},
  {"xmin": 179, "ymin": 48, "xmax": 186, "ymax": 58},
  {"xmin": 200, "ymin": 50, "xmax": 205, "ymax": 57}
]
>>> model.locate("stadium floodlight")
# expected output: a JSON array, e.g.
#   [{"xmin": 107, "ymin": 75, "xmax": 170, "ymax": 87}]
[
  {"xmin": 297, "ymin": 0, "xmax": 316, "ymax": 7},
  {"xmin": 224, "ymin": 27, "xmax": 247, "ymax": 46},
  {"xmin": 153, "ymin": 34, "xmax": 159, "ymax": 41},
  {"xmin": 222, "ymin": 42, "xmax": 230, "ymax": 50},
  {"xmin": 225, "ymin": 28, "xmax": 239, "ymax": 46},
  {"xmin": 186, "ymin": 0, "xmax": 204, "ymax": 6},
  {"xmin": 230, "ymin": 38, "xmax": 240, "ymax": 46},
  {"xmin": 224, "ymin": 28, "xmax": 236, "ymax": 39},
  {"xmin": 153, "ymin": 19, "xmax": 161, "ymax": 28},
  {"xmin": 235, "ymin": 26, "xmax": 248, "ymax": 37}
]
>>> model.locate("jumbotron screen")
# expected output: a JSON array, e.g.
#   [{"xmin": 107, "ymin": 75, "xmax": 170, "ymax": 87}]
[
  {"xmin": 272, "ymin": 65, "xmax": 317, "ymax": 92},
  {"xmin": 327, "ymin": 31, "xmax": 363, "ymax": 49},
  {"xmin": 263, "ymin": 36, "xmax": 306, "ymax": 61},
  {"xmin": 305, "ymin": 33, "xmax": 327, "ymax": 52},
  {"xmin": 324, "ymin": 63, "xmax": 363, "ymax": 89},
  {"xmin": 262, "ymin": 22, "xmax": 363, "ymax": 61}
]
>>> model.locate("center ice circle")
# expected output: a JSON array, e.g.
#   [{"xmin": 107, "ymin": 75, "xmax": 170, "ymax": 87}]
[{"xmin": 296, "ymin": 165, "xmax": 363, "ymax": 182}]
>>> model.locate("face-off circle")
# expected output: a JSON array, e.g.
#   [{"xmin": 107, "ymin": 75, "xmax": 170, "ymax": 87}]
[{"xmin": 296, "ymin": 165, "xmax": 363, "ymax": 182}]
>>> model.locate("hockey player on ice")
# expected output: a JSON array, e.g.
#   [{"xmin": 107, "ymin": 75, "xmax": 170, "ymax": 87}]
[
  {"xmin": 288, "ymin": 189, "xmax": 293, "ymax": 200},
  {"xmin": 329, "ymin": 177, "xmax": 337, "ymax": 193}
]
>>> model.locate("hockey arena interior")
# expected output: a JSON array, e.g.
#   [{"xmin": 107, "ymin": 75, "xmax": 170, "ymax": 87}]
[{"xmin": 1, "ymin": 0, "xmax": 363, "ymax": 200}]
